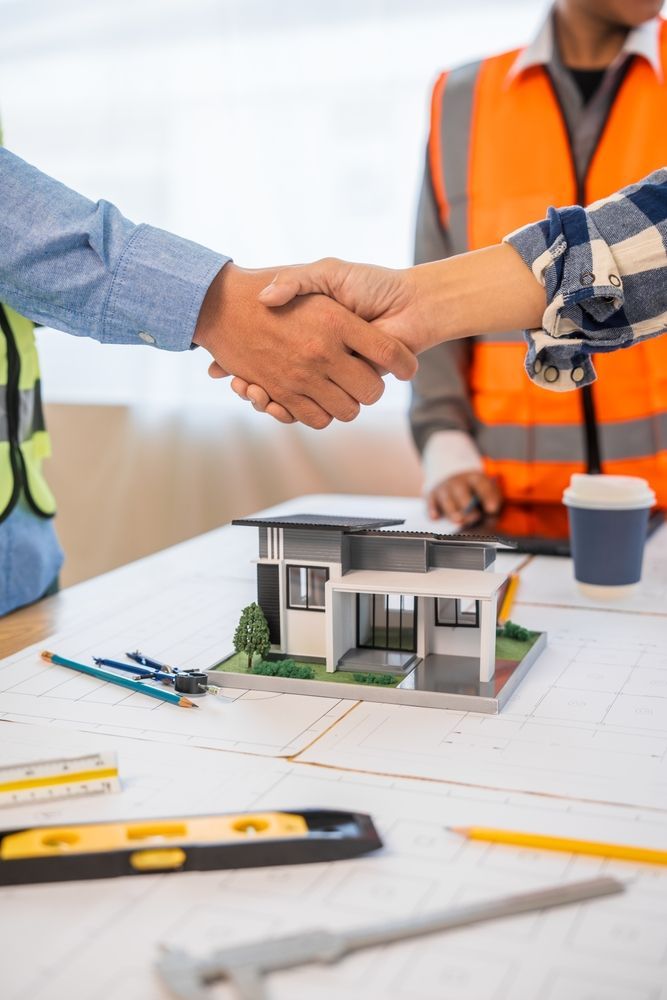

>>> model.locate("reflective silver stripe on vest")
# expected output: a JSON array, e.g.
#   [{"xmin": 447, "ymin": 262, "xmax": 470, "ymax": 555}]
[
  {"xmin": 438, "ymin": 62, "xmax": 522, "ymax": 347},
  {"xmin": 28, "ymin": 380, "xmax": 47, "ymax": 440},
  {"xmin": 0, "ymin": 384, "xmax": 46, "ymax": 444},
  {"xmin": 438, "ymin": 60, "xmax": 481, "ymax": 255},
  {"xmin": 476, "ymin": 412, "xmax": 667, "ymax": 464}
]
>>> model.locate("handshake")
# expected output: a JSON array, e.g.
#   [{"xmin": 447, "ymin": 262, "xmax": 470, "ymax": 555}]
[{"xmin": 192, "ymin": 246, "xmax": 546, "ymax": 428}]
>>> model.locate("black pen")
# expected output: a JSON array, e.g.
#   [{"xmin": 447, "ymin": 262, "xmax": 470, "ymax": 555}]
[{"xmin": 461, "ymin": 494, "xmax": 483, "ymax": 519}]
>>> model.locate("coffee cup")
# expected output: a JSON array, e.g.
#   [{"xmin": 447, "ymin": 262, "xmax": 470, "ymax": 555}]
[{"xmin": 562, "ymin": 474, "xmax": 655, "ymax": 599}]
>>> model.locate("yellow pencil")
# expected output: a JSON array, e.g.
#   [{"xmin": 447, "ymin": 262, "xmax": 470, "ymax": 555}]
[
  {"xmin": 450, "ymin": 827, "xmax": 667, "ymax": 866},
  {"xmin": 498, "ymin": 574, "xmax": 520, "ymax": 624}
]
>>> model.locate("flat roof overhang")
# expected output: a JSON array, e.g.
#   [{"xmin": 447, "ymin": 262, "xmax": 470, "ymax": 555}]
[{"xmin": 328, "ymin": 568, "xmax": 506, "ymax": 600}]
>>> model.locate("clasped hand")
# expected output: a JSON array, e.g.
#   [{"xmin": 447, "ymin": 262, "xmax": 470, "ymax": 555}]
[
  {"xmin": 192, "ymin": 261, "xmax": 422, "ymax": 429},
  {"xmin": 194, "ymin": 246, "xmax": 546, "ymax": 426}
]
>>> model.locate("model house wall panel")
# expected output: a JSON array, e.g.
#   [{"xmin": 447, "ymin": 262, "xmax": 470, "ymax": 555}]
[
  {"xmin": 256, "ymin": 563, "xmax": 281, "ymax": 645},
  {"xmin": 429, "ymin": 624, "xmax": 482, "ymax": 658},
  {"xmin": 427, "ymin": 594, "xmax": 482, "ymax": 658},
  {"xmin": 428, "ymin": 544, "xmax": 494, "ymax": 571},
  {"xmin": 348, "ymin": 536, "xmax": 428, "ymax": 573},
  {"xmin": 258, "ymin": 528, "xmax": 268, "ymax": 558},
  {"xmin": 341, "ymin": 535, "xmax": 351, "ymax": 575},
  {"xmin": 335, "ymin": 591, "xmax": 357, "ymax": 669},
  {"xmin": 284, "ymin": 607, "xmax": 327, "ymax": 659},
  {"xmin": 283, "ymin": 530, "xmax": 343, "ymax": 562}
]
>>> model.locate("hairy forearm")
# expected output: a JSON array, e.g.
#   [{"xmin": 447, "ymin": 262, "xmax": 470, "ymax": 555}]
[{"xmin": 410, "ymin": 243, "xmax": 546, "ymax": 350}]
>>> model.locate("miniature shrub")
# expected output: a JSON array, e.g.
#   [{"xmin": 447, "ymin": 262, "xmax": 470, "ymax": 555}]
[
  {"xmin": 352, "ymin": 672, "xmax": 396, "ymax": 686},
  {"xmin": 502, "ymin": 621, "xmax": 530, "ymax": 642},
  {"xmin": 251, "ymin": 659, "xmax": 315, "ymax": 680}
]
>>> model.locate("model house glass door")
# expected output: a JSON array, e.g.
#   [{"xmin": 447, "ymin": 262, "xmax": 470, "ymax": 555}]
[{"xmin": 357, "ymin": 593, "xmax": 417, "ymax": 652}]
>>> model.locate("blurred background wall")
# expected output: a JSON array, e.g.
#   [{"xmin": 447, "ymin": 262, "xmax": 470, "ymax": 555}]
[{"xmin": 0, "ymin": 0, "xmax": 550, "ymax": 585}]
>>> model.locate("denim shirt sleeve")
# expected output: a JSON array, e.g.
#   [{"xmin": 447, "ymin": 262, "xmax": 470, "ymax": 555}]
[
  {"xmin": 503, "ymin": 168, "xmax": 667, "ymax": 392},
  {"xmin": 0, "ymin": 147, "xmax": 229, "ymax": 351}
]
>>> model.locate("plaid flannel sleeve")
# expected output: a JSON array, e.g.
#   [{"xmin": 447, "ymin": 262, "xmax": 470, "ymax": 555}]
[{"xmin": 503, "ymin": 168, "xmax": 667, "ymax": 392}]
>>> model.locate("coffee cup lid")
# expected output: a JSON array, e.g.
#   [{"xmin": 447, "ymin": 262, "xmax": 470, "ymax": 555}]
[{"xmin": 563, "ymin": 473, "xmax": 655, "ymax": 511}]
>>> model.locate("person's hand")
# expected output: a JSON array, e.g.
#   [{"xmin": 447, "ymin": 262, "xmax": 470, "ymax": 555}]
[
  {"xmin": 223, "ymin": 247, "xmax": 546, "ymax": 422},
  {"xmin": 223, "ymin": 258, "xmax": 432, "ymax": 423},
  {"xmin": 229, "ymin": 377, "xmax": 296, "ymax": 423},
  {"xmin": 193, "ymin": 263, "xmax": 418, "ymax": 429},
  {"xmin": 258, "ymin": 258, "xmax": 433, "ymax": 353},
  {"xmin": 253, "ymin": 246, "xmax": 545, "ymax": 352},
  {"xmin": 427, "ymin": 470, "xmax": 502, "ymax": 524}
]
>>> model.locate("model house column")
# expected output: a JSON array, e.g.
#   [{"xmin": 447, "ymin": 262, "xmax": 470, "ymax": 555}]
[
  {"xmin": 416, "ymin": 596, "xmax": 428, "ymax": 659},
  {"xmin": 479, "ymin": 594, "xmax": 497, "ymax": 683},
  {"xmin": 324, "ymin": 581, "xmax": 336, "ymax": 672}
]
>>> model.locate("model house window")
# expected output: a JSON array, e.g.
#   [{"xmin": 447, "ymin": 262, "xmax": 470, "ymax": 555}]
[
  {"xmin": 435, "ymin": 597, "xmax": 480, "ymax": 628},
  {"xmin": 357, "ymin": 593, "xmax": 417, "ymax": 652},
  {"xmin": 287, "ymin": 566, "xmax": 329, "ymax": 611}
]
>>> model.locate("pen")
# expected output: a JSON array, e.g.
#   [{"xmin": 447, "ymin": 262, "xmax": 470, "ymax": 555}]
[
  {"xmin": 93, "ymin": 657, "xmax": 173, "ymax": 684},
  {"xmin": 41, "ymin": 652, "xmax": 198, "ymax": 708},
  {"xmin": 449, "ymin": 826, "xmax": 667, "ymax": 866},
  {"xmin": 461, "ymin": 494, "xmax": 482, "ymax": 519}
]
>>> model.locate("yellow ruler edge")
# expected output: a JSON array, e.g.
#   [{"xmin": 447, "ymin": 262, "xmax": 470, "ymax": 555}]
[{"xmin": 0, "ymin": 767, "xmax": 119, "ymax": 794}]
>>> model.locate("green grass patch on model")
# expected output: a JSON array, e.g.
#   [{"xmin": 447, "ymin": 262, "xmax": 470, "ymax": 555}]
[
  {"xmin": 495, "ymin": 621, "xmax": 540, "ymax": 662},
  {"xmin": 215, "ymin": 651, "xmax": 401, "ymax": 687},
  {"xmin": 216, "ymin": 619, "xmax": 540, "ymax": 686}
]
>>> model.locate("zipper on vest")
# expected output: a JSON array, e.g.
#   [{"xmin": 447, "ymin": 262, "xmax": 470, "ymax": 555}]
[
  {"xmin": 543, "ymin": 62, "xmax": 633, "ymax": 476},
  {"xmin": 0, "ymin": 305, "xmax": 25, "ymax": 524},
  {"xmin": 0, "ymin": 305, "xmax": 53, "ymax": 522}
]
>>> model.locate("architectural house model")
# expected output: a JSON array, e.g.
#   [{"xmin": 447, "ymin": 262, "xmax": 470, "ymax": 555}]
[{"xmin": 217, "ymin": 514, "xmax": 546, "ymax": 713}]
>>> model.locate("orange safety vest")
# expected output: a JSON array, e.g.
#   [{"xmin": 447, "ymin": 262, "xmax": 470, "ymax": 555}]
[{"xmin": 428, "ymin": 20, "xmax": 667, "ymax": 505}]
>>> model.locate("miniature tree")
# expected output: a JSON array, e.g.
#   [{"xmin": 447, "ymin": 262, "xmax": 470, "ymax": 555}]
[{"xmin": 233, "ymin": 603, "xmax": 271, "ymax": 670}]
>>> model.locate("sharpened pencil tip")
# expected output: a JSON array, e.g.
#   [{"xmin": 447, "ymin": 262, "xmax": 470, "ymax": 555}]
[{"xmin": 41, "ymin": 650, "xmax": 53, "ymax": 662}]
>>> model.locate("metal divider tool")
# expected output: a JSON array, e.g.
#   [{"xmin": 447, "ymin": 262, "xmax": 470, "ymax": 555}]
[
  {"xmin": 156, "ymin": 875, "xmax": 624, "ymax": 1000},
  {"xmin": 0, "ymin": 752, "xmax": 120, "ymax": 808}
]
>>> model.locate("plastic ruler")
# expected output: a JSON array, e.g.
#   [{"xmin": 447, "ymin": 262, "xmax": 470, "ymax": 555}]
[{"xmin": 0, "ymin": 752, "xmax": 120, "ymax": 808}]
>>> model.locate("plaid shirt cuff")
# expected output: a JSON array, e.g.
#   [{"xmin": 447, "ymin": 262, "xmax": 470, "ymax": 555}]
[{"xmin": 503, "ymin": 168, "xmax": 667, "ymax": 392}]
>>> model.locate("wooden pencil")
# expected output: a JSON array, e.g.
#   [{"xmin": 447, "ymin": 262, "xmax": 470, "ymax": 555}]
[{"xmin": 41, "ymin": 651, "xmax": 198, "ymax": 708}]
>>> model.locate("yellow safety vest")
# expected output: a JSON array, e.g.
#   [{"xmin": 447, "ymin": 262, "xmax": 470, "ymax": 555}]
[
  {"xmin": 0, "ymin": 118, "xmax": 56, "ymax": 523},
  {"xmin": 0, "ymin": 302, "xmax": 56, "ymax": 521}
]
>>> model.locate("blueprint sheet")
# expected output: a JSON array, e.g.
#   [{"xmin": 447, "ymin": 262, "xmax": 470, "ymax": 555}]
[
  {"xmin": 0, "ymin": 516, "xmax": 357, "ymax": 756},
  {"xmin": 0, "ymin": 630, "xmax": 354, "ymax": 756},
  {"xmin": 1, "ymin": 723, "xmax": 666, "ymax": 1000},
  {"xmin": 0, "ymin": 494, "xmax": 522, "ymax": 757},
  {"xmin": 298, "ymin": 604, "xmax": 667, "ymax": 808}
]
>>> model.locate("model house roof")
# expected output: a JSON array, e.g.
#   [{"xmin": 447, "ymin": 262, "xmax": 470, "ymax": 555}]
[
  {"xmin": 232, "ymin": 514, "xmax": 405, "ymax": 531},
  {"xmin": 357, "ymin": 530, "xmax": 513, "ymax": 549},
  {"xmin": 232, "ymin": 513, "xmax": 512, "ymax": 548}
]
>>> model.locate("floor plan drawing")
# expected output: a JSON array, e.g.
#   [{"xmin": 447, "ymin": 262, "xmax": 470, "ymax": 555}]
[
  {"xmin": 297, "ymin": 605, "xmax": 667, "ymax": 808},
  {"xmin": 1, "ymin": 724, "xmax": 666, "ymax": 1000}
]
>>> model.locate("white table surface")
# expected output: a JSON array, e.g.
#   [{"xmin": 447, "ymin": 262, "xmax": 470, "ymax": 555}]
[{"xmin": 1, "ymin": 494, "xmax": 666, "ymax": 1000}]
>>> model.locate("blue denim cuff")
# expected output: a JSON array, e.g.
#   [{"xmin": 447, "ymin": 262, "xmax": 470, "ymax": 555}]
[{"xmin": 102, "ymin": 223, "xmax": 229, "ymax": 351}]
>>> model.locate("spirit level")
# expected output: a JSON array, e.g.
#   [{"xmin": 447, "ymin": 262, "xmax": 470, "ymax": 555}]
[{"xmin": 0, "ymin": 808, "xmax": 381, "ymax": 885}]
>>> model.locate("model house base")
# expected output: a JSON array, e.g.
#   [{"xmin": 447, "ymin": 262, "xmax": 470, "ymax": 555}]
[{"xmin": 213, "ymin": 514, "xmax": 546, "ymax": 714}]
